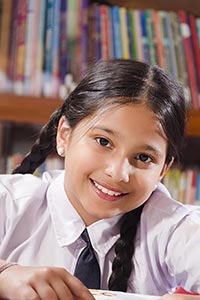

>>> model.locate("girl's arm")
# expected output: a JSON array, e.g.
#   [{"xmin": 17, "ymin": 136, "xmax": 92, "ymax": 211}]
[{"xmin": 0, "ymin": 260, "xmax": 95, "ymax": 300}]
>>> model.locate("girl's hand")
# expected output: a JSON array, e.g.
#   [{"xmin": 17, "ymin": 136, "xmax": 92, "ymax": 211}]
[{"xmin": 0, "ymin": 264, "xmax": 95, "ymax": 300}]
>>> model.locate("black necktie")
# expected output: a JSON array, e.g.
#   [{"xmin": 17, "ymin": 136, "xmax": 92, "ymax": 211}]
[{"xmin": 74, "ymin": 228, "xmax": 101, "ymax": 289}]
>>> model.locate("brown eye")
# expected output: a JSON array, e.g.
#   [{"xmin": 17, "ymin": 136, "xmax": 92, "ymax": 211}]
[
  {"xmin": 136, "ymin": 154, "xmax": 152, "ymax": 163},
  {"xmin": 96, "ymin": 137, "xmax": 111, "ymax": 147}
]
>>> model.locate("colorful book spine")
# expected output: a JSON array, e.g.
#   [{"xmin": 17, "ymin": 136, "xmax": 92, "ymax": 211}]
[
  {"xmin": 188, "ymin": 14, "xmax": 200, "ymax": 90},
  {"xmin": 139, "ymin": 9, "xmax": 150, "ymax": 63},
  {"xmin": 0, "ymin": 0, "xmax": 13, "ymax": 91},
  {"xmin": 169, "ymin": 11, "xmax": 192, "ymax": 108},
  {"xmin": 80, "ymin": 0, "xmax": 89, "ymax": 75},
  {"xmin": 33, "ymin": 0, "xmax": 46, "ymax": 97},
  {"xmin": 100, "ymin": 5, "xmax": 110, "ymax": 59},
  {"xmin": 127, "ymin": 9, "xmax": 137, "ymax": 59},
  {"xmin": 107, "ymin": 6, "xmax": 114, "ymax": 59},
  {"xmin": 24, "ymin": 0, "xmax": 39, "ymax": 95},
  {"xmin": 145, "ymin": 9, "xmax": 157, "ymax": 65},
  {"xmin": 14, "ymin": 0, "xmax": 28, "ymax": 94},
  {"xmin": 178, "ymin": 10, "xmax": 199, "ymax": 109},
  {"xmin": 151, "ymin": 10, "xmax": 166, "ymax": 69},
  {"xmin": 59, "ymin": 0, "xmax": 68, "ymax": 98},
  {"xmin": 119, "ymin": 6, "xmax": 130, "ymax": 59},
  {"xmin": 112, "ymin": 6, "xmax": 122, "ymax": 58},
  {"xmin": 51, "ymin": 0, "xmax": 61, "ymax": 98},
  {"xmin": 133, "ymin": 10, "xmax": 143, "ymax": 61},
  {"xmin": 43, "ymin": 0, "xmax": 55, "ymax": 97}
]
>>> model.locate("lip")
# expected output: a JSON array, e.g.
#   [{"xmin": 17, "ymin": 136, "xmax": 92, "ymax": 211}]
[{"xmin": 90, "ymin": 179, "xmax": 128, "ymax": 202}]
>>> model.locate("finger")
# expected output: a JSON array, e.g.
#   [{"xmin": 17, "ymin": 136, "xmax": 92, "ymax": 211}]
[
  {"xmin": 32, "ymin": 283, "xmax": 58, "ymax": 300},
  {"xmin": 60, "ymin": 269, "xmax": 95, "ymax": 300},
  {"xmin": 50, "ymin": 276, "xmax": 76, "ymax": 300}
]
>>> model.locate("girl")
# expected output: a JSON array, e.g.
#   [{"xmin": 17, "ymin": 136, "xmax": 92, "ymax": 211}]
[{"xmin": 0, "ymin": 59, "xmax": 200, "ymax": 300}]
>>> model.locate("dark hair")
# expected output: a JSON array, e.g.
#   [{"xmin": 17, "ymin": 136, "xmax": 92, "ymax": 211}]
[{"xmin": 12, "ymin": 59, "xmax": 186, "ymax": 291}]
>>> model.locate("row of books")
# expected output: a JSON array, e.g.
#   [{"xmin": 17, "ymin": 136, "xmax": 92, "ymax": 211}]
[
  {"xmin": 162, "ymin": 167, "xmax": 200, "ymax": 205},
  {"xmin": 0, "ymin": 0, "xmax": 199, "ymax": 107}
]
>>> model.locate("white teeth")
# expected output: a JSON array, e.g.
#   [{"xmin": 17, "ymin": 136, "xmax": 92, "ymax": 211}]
[{"xmin": 93, "ymin": 181, "xmax": 122, "ymax": 196}]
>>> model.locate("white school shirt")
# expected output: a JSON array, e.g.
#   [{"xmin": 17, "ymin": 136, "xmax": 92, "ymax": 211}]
[{"xmin": 0, "ymin": 170, "xmax": 200, "ymax": 295}]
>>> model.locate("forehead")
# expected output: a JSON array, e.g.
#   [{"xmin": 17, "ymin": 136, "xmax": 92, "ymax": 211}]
[{"xmin": 73, "ymin": 103, "xmax": 166, "ymax": 141}]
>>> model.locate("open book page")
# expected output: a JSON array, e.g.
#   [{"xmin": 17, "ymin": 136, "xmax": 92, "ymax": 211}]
[{"xmin": 90, "ymin": 290, "xmax": 160, "ymax": 300}]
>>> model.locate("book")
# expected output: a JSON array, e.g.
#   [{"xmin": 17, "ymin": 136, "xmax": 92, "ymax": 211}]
[
  {"xmin": 150, "ymin": 10, "xmax": 166, "ymax": 69},
  {"xmin": 90, "ymin": 290, "xmax": 159, "ymax": 300},
  {"xmin": 59, "ymin": 0, "xmax": 68, "ymax": 98},
  {"xmin": 133, "ymin": 10, "xmax": 143, "ymax": 61},
  {"xmin": 0, "ymin": 0, "xmax": 13, "ymax": 92},
  {"xmin": 169, "ymin": 11, "xmax": 192, "ymax": 108},
  {"xmin": 188, "ymin": 14, "xmax": 200, "ymax": 93},
  {"xmin": 127, "ymin": 9, "xmax": 137, "ymax": 59},
  {"xmin": 119, "ymin": 6, "xmax": 130, "ymax": 59},
  {"xmin": 178, "ymin": 10, "xmax": 199, "ymax": 109},
  {"xmin": 100, "ymin": 5, "xmax": 110, "ymax": 59},
  {"xmin": 139, "ymin": 9, "xmax": 150, "ymax": 63},
  {"xmin": 145, "ymin": 10, "xmax": 157, "ymax": 65},
  {"xmin": 14, "ymin": 0, "xmax": 28, "ymax": 95},
  {"xmin": 112, "ymin": 6, "xmax": 122, "ymax": 58}
]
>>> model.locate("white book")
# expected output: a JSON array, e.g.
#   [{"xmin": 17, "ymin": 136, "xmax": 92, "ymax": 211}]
[{"xmin": 90, "ymin": 290, "xmax": 159, "ymax": 300}]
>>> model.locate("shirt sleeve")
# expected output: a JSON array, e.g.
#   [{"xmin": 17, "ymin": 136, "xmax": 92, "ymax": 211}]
[{"xmin": 165, "ymin": 208, "xmax": 200, "ymax": 293}]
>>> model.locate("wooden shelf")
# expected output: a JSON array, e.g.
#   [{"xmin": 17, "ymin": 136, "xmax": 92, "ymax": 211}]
[
  {"xmin": 105, "ymin": 0, "xmax": 200, "ymax": 16},
  {"xmin": 0, "ymin": 93, "xmax": 63, "ymax": 124},
  {"xmin": 186, "ymin": 110, "xmax": 200, "ymax": 137},
  {"xmin": 0, "ymin": 93, "xmax": 200, "ymax": 137}
]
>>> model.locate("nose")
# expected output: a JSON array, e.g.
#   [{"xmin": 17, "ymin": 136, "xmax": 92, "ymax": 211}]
[{"xmin": 105, "ymin": 157, "xmax": 133, "ymax": 183}]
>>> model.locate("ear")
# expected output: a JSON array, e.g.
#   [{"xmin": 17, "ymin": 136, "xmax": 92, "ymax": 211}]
[
  {"xmin": 56, "ymin": 116, "xmax": 71, "ymax": 156},
  {"xmin": 159, "ymin": 157, "xmax": 174, "ymax": 181}
]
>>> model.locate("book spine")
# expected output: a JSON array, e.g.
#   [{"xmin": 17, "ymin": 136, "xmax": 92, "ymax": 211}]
[
  {"xmin": 59, "ymin": 0, "xmax": 68, "ymax": 98},
  {"xmin": 188, "ymin": 14, "xmax": 200, "ymax": 88},
  {"xmin": 0, "ymin": 0, "xmax": 13, "ymax": 91},
  {"xmin": 14, "ymin": 0, "xmax": 28, "ymax": 95},
  {"xmin": 178, "ymin": 10, "xmax": 199, "ymax": 109},
  {"xmin": 33, "ymin": 0, "xmax": 46, "ymax": 97},
  {"xmin": 119, "ymin": 6, "xmax": 130, "ymax": 59},
  {"xmin": 100, "ymin": 4, "xmax": 110, "ymax": 60},
  {"xmin": 112, "ymin": 6, "xmax": 122, "ymax": 58},
  {"xmin": 150, "ymin": 10, "xmax": 166, "ymax": 69},
  {"xmin": 139, "ymin": 9, "xmax": 150, "ymax": 63},
  {"xmin": 24, "ymin": 0, "xmax": 38, "ymax": 95},
  {"xmin": 43, "ymin": 0, "xmax": 55, "ymax": 97},
  {"xmin": 127, "ymin": 9, "xmax": 137, "ymax": 59},
  {"xmin": 145, "ymin": 9, "xmax": 157, "ymax": 65},
  {"xmin": 133, "ymin": 10, "xmax": 143, "ymax": 61},
  {"xmin": 51, "ymin": 0, "xmax": 61, "ymax": 98},
  {"xmin": 169, "ymin": 11, "xmax": 192, "ymax": 107},
  {"xmin": 80, "ymin": 0, "xmax": 89, "ymax": 75},
  {"xmin": 165, "ymin": 11, "xmax": 178, "ymax": 78}
]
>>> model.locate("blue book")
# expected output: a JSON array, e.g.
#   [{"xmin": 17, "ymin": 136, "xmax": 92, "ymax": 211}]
[
  {"xmin": 59, "ymin": 0, "xmax": 68, "ymax": 85},
  {"xmin": 139, "ymin": 10, "xmax": 150, "ymax": 63},
  {"xmin": 112, "ymin": 6, "xmax": 122, "ymax": 58}
]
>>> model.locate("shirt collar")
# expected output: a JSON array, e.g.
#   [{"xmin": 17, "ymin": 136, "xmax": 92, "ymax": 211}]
[{"xmin": 46, "ymin": 171, "xmax": 121, "ymax": 256}]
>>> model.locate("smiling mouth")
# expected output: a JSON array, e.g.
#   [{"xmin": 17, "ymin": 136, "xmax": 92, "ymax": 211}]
[{"xmin": 92, "ymin": 180, "xmax": 127, "ymax": 197}]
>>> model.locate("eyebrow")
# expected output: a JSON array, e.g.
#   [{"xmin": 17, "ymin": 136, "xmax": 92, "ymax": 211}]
[{"xmin": 92, "ymin": 125, "xmax": 121, "ymax": 137}]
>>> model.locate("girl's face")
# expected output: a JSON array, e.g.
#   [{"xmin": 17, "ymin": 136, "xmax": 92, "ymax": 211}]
[{"xmin": 57, "ymin": 104, "xmax": 172, "ymax": 225}]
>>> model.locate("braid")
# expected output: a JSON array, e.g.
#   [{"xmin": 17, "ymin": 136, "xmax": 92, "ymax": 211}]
[
  {"xmin": 108, "ymin": 204, "xmax": 144, "ymax": 292},
  {"xmin": 12, "ymin": 108, "xmax": 62, "ymax": 174}
]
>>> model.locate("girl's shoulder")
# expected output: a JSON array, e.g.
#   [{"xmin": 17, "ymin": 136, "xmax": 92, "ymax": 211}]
[
  {"xmin": 0, "ymin": 170, "xmax": 64, "ymax": 210},
  {"xmin": 143, "ymin": 182, "xmax": 200, "ymax": 226}
]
